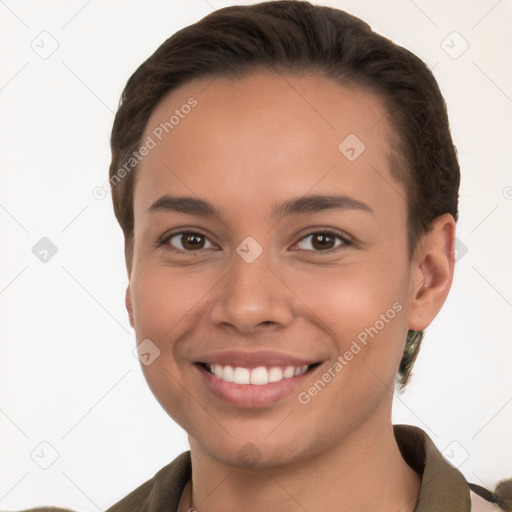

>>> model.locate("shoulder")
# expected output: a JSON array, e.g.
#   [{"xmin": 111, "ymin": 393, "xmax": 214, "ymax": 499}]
[
  {"xmin": 5, "ymin": 509, "xmax": 76, "ymax": 512},
  {"xmin": 393, "ymin": 424, "xmax": 512, "ymax": 511},
  {"xmin": 471, "ymin": 490, "xmax": 500, "ymax": 511},
  {"xmin": 106, "ymin": 450, "xmax": 191, "ymax": 511},
  {"xmin": 10, "ymin": 451, "xmax": 192, "ymax": 512},
  {"xmin": 470, "ymin": 479, "xmax": 512, "ymax": 512}
]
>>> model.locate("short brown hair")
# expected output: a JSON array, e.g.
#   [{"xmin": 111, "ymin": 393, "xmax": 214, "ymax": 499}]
[{"xmin": 108, "ymin": 0, "xmax": 460, "ymax": 388}]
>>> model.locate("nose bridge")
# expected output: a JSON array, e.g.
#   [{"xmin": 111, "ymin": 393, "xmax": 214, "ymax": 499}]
[{"xmin": 209, "ymin": 241, "xmax": 294, "ymax": 332}]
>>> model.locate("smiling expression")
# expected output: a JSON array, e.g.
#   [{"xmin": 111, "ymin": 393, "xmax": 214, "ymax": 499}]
[{"xmin": 125, "ymin": 72, "xmax": 423, "ymax": 467}]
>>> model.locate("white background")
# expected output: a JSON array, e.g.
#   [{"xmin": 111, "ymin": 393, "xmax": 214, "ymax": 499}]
[{"xmin": 0, "ymin": 0, "xmax": 511, "ymax": 510}]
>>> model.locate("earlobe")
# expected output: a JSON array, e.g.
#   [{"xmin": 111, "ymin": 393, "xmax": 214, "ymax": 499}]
[
  {"xmin": 408, "ymin": 213, "xmax": 456, "ymax": 331},
  {"xmin": 125, "ymin": 284, "xmax": 134, "ymax": 329}
]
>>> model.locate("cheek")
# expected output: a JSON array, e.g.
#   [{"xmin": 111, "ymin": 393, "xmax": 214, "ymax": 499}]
[
  {"xmin": 290, "ymin": 257, "xmax": 407, "ymax": 334},
  {"xmin": 288, "ymin": 258, "xmax": 409, "ymax": 380},
  {"xmin": 294, "ymin": 271, "xmax": 408, "ymax": 421},
  {"xmin": 128, "ymin": 264, "xmax": 219, "ymax": 391},
  {"xmin": 128, "ymin": 267, "xmax": 203, "ymax": 429},
  {"xmin": 130, "ymin": 265, "xmax": 211, "ymax": 341}
]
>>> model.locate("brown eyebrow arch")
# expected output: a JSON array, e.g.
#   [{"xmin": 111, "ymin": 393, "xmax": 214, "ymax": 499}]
[
  {"xmin": 271, "ymin": 194, "xmax": 373, "ymax": 219},
  {"xmin": 147, "ymin": 194, "xmax": 373, "ymax": 219},
  {"xmin": 148, "ymin": 195, "xmax": 219, "ymax": 217}
]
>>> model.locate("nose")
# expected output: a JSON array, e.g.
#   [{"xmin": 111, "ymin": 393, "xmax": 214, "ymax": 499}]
[{"xmin": 209, "ymin": 248, "xmax": 294, "ymax": 334}]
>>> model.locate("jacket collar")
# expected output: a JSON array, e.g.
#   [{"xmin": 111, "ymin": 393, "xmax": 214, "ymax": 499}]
[
  {"xmin": 108, "ymin": 424, "xmax": 471, "ymax": 511},
  {"xmin": 394, "ymin": 424, "xmax": 471, "ymax": 512}
]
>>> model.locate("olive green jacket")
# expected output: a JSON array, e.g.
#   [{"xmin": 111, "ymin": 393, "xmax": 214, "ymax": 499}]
[{"xmin": 12, "ymin": 424, "xmax": 512, "ymax": 512}]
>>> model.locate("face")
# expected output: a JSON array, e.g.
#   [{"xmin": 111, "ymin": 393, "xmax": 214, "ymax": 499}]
[{"xmin": 126, "ymin": 72, "xmax": 421, "ymax": 468}]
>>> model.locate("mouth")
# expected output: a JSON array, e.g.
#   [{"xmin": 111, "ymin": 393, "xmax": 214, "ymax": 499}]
[
  {"xmin": 197, "ymin": 362, "xmax": 321, "ymax": 385},
  {"xmin": 194, "ymin": 361, "xmax": 322, "ymax": 408}
]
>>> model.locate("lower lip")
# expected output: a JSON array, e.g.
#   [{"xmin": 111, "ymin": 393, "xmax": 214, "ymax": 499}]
[{"xmin": 196, "ymin": 364, "xmax": 317, "ymax": 408}]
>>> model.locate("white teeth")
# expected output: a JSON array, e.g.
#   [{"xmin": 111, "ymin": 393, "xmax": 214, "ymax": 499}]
[
  {"xmin": 294, "ymin": 365, "xmax": 308, "ymax": 376},
  {"xmin": 207, "ymin": 363, "xmax": 309, "ymax": 385},
  {"xmin": 222, "ymin": 365, "xmax": 234, "ymax": 382},
  {"xmin": 283, "ymin": 366, "xmax": 295, "ymax": 378},
  {"xmin": 213, "ymin": 364, "xmax": 223, "ymax": 379},
  {"xmin": 268, "ymin": 367, "xmax": 283, "ymax": 382},
  {"xmin": 233, "ymin": 367, "xmax": 251, "ymax": 384},
  {"xmin": 250, "ymin": 366, "xmax": 268, "ymax": 385}
]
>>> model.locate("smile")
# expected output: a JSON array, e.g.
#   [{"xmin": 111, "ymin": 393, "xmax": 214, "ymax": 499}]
[
  {"xmin": 195, "ymin": 360, "xmax": 321, "ymax": 408},
  {"xmin": 204, "ymin": 363, "xmax": 310, "ymax": 385}
]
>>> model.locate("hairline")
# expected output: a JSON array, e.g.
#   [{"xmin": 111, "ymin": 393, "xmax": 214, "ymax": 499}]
[{"xmin": 122, "ymin": 68, "xmax": 419, "ymax": 272}]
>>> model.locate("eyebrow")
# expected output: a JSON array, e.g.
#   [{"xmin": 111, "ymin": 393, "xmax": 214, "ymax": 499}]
[{"xmin": 147, "ymin": 194, "xmax": 373, "ymax": 219}]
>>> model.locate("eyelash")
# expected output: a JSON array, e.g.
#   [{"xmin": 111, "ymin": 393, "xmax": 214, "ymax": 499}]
[{"xmin": 156, "ymin": 228, "xmax": 352, "ymax": 254}]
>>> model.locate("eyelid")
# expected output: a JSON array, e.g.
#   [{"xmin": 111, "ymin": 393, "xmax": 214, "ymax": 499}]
[
  {"xmin": 156, "ymin": 227, "xmax": 216, "ymax": 251},
  {"xmin": 291, "ymin": 228, "xmax": 352, "ymax": 253},
  {"xmin": 156, "ymin": 227, "xmax": 352, "ymax": 253}
]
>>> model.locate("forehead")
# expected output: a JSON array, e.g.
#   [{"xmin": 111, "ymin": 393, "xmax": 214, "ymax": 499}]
[{"xmin": 134, "ymin": 72, "xmax": 403, "ymax": 221}]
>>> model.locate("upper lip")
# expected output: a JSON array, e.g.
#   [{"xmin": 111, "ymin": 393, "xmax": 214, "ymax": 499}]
[{"xmin": 195, "ymin": 350, "xmax": 321, "ymax": 369}]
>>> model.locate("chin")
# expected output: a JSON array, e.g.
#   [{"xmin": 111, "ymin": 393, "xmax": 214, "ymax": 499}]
[{"xmin": 195, "ymin": 428, "xmax": 329, "ymax": 471}]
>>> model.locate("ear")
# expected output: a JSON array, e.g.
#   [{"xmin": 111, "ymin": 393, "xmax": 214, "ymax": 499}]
[
  {"xmin": 408, "ymin": 213, "xmax": 456, "ymax": 331},
  {"xmin": 125, "ymin": 284, "xmax": 134, "ymax": 329}
]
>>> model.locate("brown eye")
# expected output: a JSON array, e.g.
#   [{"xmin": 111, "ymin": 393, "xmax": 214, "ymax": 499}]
[
  {"xmin": 295, "ymin": 231, "xmax": 348, "ymax": 252},
  {"xmin": 167, "ymin": 232, "xmax": 214, "ymax": 251}
]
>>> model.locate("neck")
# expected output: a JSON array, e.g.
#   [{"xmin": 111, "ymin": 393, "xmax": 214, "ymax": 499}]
[{"xmin": 184, "ymin": 420, "xmax": 421, "ymax": 512}]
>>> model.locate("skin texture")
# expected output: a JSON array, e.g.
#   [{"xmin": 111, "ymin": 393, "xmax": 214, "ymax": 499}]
[{"xmin": 125, "ymin": 72, "xmax": 456, "ymax": 512}]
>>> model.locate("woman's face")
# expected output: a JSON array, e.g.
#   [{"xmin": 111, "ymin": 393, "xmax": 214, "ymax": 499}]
[{"xmin": 126, "ymin": 72, "xmax": 423, "ymax": 467}]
